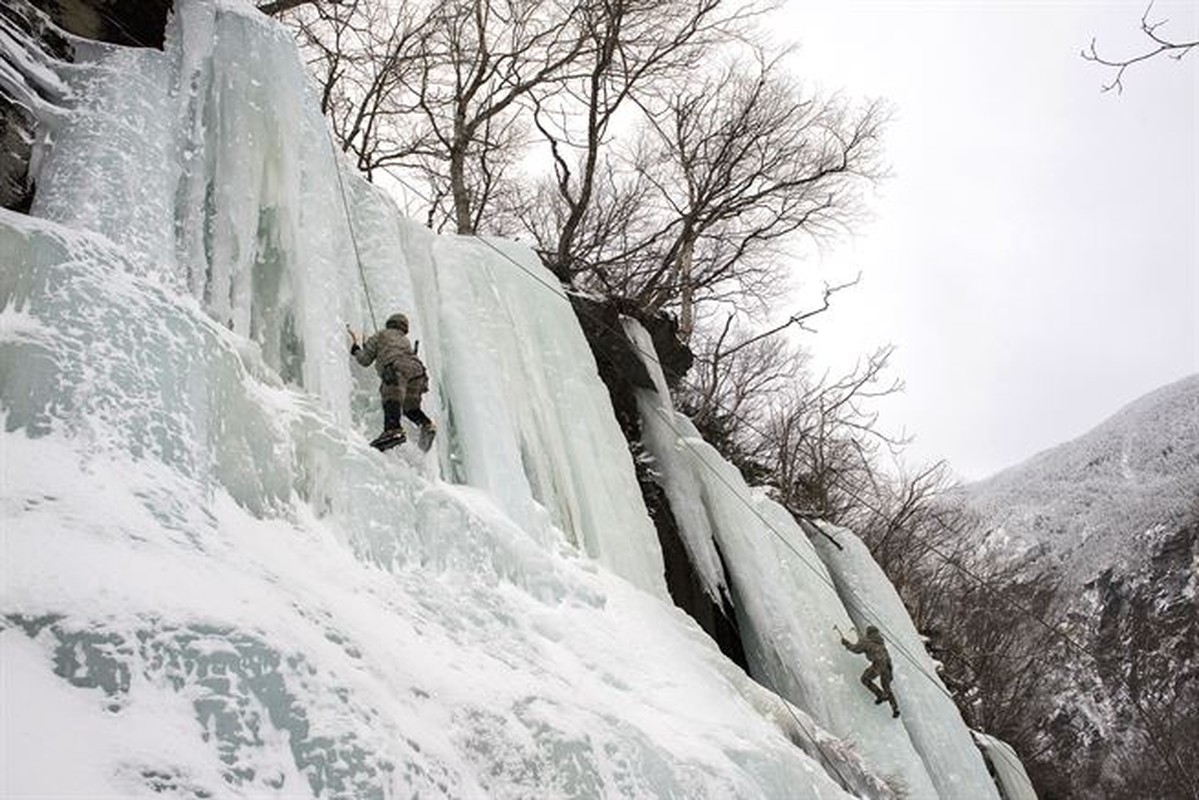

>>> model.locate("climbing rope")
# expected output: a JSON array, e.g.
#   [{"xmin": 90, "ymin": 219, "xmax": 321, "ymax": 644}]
[
  {"xmin": 457, "ymin": 221, "xmax": 1165, "ymax": 795},
  {"xmin": 319, "ymin": 154, "xmax": 1087, "ymax": 794},
  {"xmin": 326, "ymin": 129, "xmax": 379, "ymax": 333}
]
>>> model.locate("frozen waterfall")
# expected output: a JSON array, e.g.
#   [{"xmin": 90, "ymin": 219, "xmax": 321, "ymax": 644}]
[
  {"xmin": 626, "ymin": 321, "xmax": 1004, "ymax": 800},
  {"xmin": 1, "ymin": 1, "xmax": 1030, "ymax": 798}
]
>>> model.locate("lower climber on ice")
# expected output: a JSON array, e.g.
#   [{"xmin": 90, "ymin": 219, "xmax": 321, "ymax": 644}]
[
  {"xmin": 841, "ymin": 625, "xmax": 900, "ymax": 718},
  {"xmin": 348, "ymin": 312, "xmax": 436, "ymax": 452}
]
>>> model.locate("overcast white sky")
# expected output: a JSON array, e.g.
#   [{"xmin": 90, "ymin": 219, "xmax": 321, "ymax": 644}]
[{"xmin": 777, "ymin": 0, "xmax": 1198, "ymax": 481}]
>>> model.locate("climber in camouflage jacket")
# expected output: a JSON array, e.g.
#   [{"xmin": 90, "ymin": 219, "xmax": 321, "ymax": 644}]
[
  {"xmin": 349, "ymin": 312, "xmax": 435, "ymax": 450},
  {"xmin": 842, "ymin": 625, "xmax": 900, "ymax": 718}
]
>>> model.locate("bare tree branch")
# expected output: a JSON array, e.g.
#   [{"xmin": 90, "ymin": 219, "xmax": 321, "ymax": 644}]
[
  {"xmin": 717, "ymin": 273, "xmax": 860, "ymax": 361},
  {"xmin": 258, "ymin": 0, "xmax": 321, "ymax": 16},
  {"xmin": 1082, "ymin": 1, "xmax": 1198, "ymax": 93}
]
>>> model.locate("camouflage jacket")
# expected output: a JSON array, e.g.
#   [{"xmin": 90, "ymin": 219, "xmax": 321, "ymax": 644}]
[
  {"xmin": 354, "ymin": 328, "xmax": 425, "ymax": 402},
  {"xmin": 845, "ymin": 630, "xmax": 891, "ymax": 667}
]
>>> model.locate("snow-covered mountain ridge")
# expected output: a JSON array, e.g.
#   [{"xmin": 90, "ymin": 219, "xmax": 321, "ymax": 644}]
[
  {"xmin": 958, "ymin": 374, "xmax": 1199, "ymax": 586},
  {"xmin": 954, "ymin": 375, "xmax": 1198, "ymax": 798},
  {"xmin": 2, "ymin": 2, "xmax": 1031, "ymax": 798}
]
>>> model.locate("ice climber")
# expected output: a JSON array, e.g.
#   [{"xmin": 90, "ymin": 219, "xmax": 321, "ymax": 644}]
[
  {"xmin": 348, "ymin": 312, "xmax": 436, "ymax": 452},
  {"xmin": 841, "ymin": 625, "xmax": 900, "ymax": 718}
]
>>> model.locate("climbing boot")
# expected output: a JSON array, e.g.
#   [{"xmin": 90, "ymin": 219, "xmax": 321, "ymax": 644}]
[
  {"xmin": 371, "ymin": 428, "xmax": 406, "ymax": 451},
  {"xmin": 418, "ymin": 421, "xmax": 437, "ymax": 452}
]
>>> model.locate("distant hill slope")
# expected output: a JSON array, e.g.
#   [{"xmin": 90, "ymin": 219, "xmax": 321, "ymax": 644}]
[
  {"xmin": 957, "ymin": 373, "xmax": 1199, "ymax": 585},
  {"xmin": 954, "ymin": 374, "xmax": 1199, "ymax": 798}
]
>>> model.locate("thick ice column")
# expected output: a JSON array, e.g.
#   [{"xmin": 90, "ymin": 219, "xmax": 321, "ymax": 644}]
[
  {"xmin": 974, "ymin": 732, "xmax": 1038, "ymax": 800},
  {"xmin": 406, "ymin": 235, "xmax": 667, "ymax": 597},
  {"xmin": 25, "ymin": 2, "xmax": 363, "ymax": 424},
  {"xmin": 625, "ymin": 320, "xmax": 941, "ymax": 798},
  {"xmin": 30, "ymin": 45, "xmax": 177, "ymax": 268},
  {"xmin": 169, "ymin": 3, "xmax": 360, "ymax": 420},
  {"xmin": 811, "ymin": 523, "xmax": 1003, "ymax": 800}
]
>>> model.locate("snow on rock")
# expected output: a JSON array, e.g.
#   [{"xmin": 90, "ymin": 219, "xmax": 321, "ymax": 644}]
[
  {"xmin": 957, "ymin": 373, "xmax": 1199, "ymax": 585},
  {"xmin": 955, "ymin": 374, "xmax": 1198, "ymax": 795}
]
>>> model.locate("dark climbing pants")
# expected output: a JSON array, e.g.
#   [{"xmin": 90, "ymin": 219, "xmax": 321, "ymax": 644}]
[
  {"xmin": 383, "ymin": 400, "xmax": 432, "ymax": 431},
  {"xmin": 862, "ymin": 663, "xmax": 898, "ymax": 714},
  {"xmin": 862, "ymin": 663, "xmax": 893, "ymax": 698}
]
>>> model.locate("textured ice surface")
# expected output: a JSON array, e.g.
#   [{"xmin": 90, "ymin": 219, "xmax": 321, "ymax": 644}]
[
  {"xmin": 1, "ymin": 2, "xmax": 836, "ymax": 797},
  {"xmin": 811, "ymin": 524, "xmax": 1003, "ymax": 800},
  {"xmin": 626, "ymin": 321, "xmax": 1002, "ymax": 800},
  {"xmin": 0, "ymin": 1, "xmax": 1025, "ymax": 797},
  {"xmin": 974, "ymin": 731, "xmax": 1038, "ymax": 800}
]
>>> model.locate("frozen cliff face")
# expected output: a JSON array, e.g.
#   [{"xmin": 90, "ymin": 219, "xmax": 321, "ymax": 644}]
[
  {"xmin": 2, "ymin": 2, "xmax": 857, "ymax": 797},
  {"xmin": 974, "ymin": 732, "xmax": 1039, "ymax": 800},
  {"xmin": 0, "ymin": 1, "xmax": 1030, "ymax": 798},
  {"xmin": 625, "ymin": 320, "xmax": 1024, "ymax": 800}
]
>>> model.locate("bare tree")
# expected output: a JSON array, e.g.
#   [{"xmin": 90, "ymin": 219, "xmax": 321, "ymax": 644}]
[
  {"xmin": 529, "ymin": 0, "xmax": 762, "ymax": 281},
  {"xmin": 674, "ymin": 277, "xmax": 871, "ymax": 470},
  {"xmin": 690, "ymin": 343, "xmax": 904, "ymax": 522},
  {"xmin": 631, "ymin": 57, "xmax": 887, "ymax": 339},
  {"xmin": 849, "ymin": 460, "xmax": 955, "ymax": 583},
  {"xmin": 774, "ymin": 367, "xmax": 902, "ymax": 521},
  {"xmin": 713, "ymin": 274, "xmax": 860, "ymax": 365},
  {"xmin": 286, "ymin": 0, "xmax": 435, "ymax": 180},
  {"xmin": 279, "ymin": 0, "xmax": 886, "ymax": 313},
  {"xmin": 408, "ymin": 0, "xmax": 590, "ymax": 233},
  {"xmin": 280, "ymin": 0, "xmax": 589, "ymax": 231},
  {"xmin": 520, "ymin": 156, "xmax": 661, "ymax": 290},
  {"xmin": 1083, "ymin": 1, "xmax": 1198, "ymax": 93},
  {"xmin": 523, "ymin": 46, "xmax": 887, "ymax": 344},
  {"xmin": 677, "ymin": 328, "xmax": 801, "ymax": 479},
  {"xmin": 928, "ymin": 559, "xmax": 1063, "ymax": 743}
]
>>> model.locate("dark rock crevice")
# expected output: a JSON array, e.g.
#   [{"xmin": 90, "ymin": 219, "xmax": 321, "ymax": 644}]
[
  {"xmin": 568, "ymin": 293, "xmax": 747, "ymax": 673},
  {"xmin": 27, "ymin": 0, "xmax": 172, "ymax": 49},
  {"xmin": 1, "ymin": 96, "xmax": 37, "ymax": 212},
  {"xmin": 1, "ymin": 1, "xmax": 69, "ymax": 212}
]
